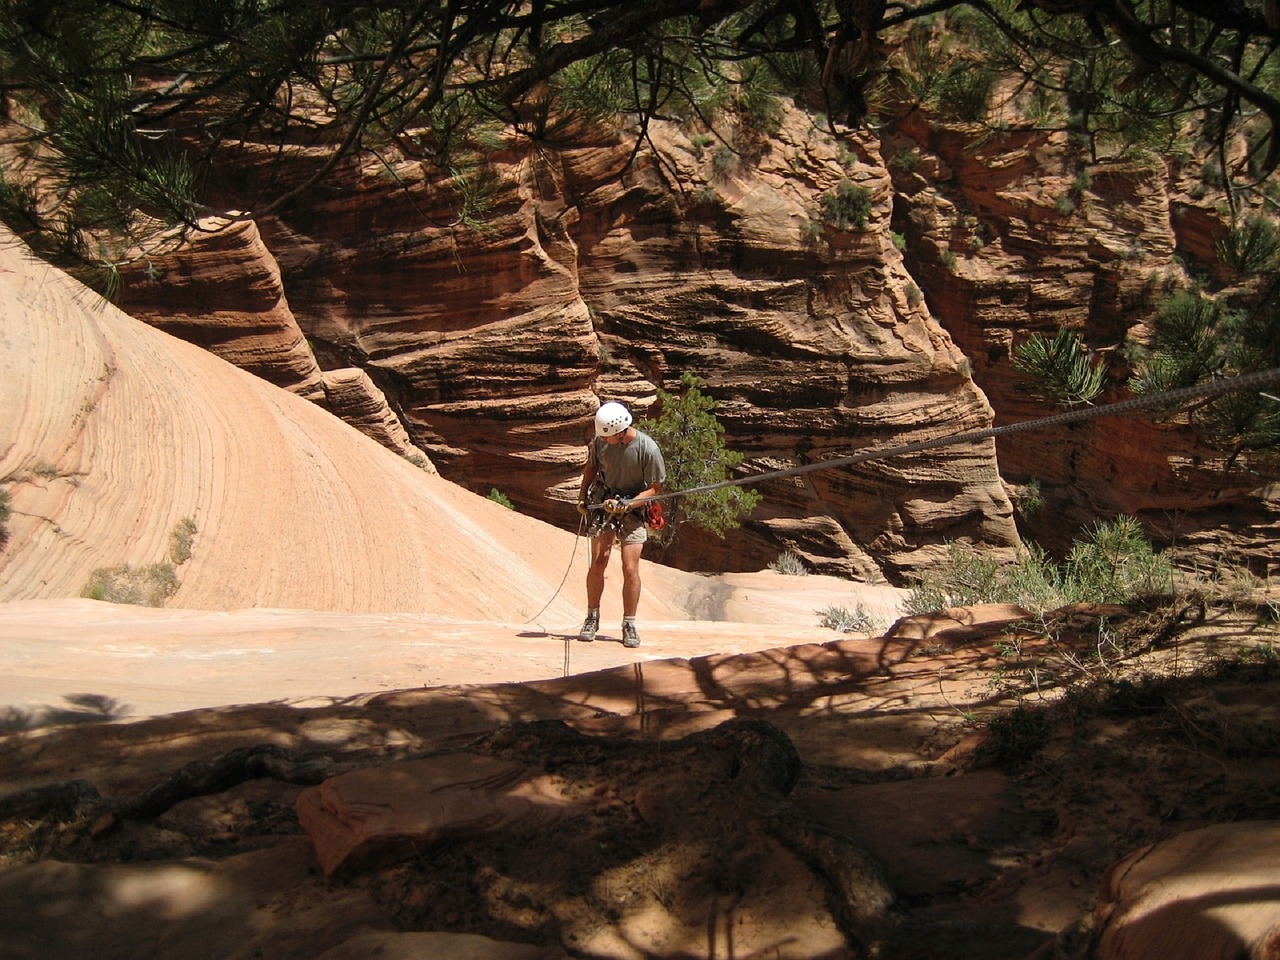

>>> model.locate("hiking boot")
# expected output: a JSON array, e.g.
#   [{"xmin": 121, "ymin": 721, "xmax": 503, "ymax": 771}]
[
  {"xmin": 578, "ymin": 612, "xmax": 599, "ymax": 642},
  {"xmin": 621, "ymin": 621, "xmax": 640, "ymax": 648}
]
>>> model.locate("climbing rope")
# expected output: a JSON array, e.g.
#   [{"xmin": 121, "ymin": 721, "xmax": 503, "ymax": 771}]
[{"xmin": 523, "ymin": 514, "xmax": 588, "ymax": 627}]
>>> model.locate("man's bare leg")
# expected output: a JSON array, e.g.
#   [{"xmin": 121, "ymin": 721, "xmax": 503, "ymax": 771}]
[
  {"xmin": 620, "ymin": 540, "xmax": 643, "ymax": 617},
  {"xmin": 586, "ymin": 532, "xmax": 615, "ymax": 611}
]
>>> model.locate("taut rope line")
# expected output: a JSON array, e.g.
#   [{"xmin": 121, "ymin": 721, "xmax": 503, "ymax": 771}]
[{"xmin": 638, "ymin": 367, "xmax": 1280, "ymax": 505}]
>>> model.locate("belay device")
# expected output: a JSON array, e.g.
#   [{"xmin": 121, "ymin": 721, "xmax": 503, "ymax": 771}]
[{"xmin": 584, "ymin": 477, "xmax": 665, "ymax": 535}]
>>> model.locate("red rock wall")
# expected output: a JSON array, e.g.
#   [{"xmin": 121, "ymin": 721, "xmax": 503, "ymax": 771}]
[
  {"xmin": 889, "ymin": 114, "xmax": 1279, "ymax": 573},
  {"xmin": 115, "ymin": 105, "xmax": 1278, "ymax": 581}
]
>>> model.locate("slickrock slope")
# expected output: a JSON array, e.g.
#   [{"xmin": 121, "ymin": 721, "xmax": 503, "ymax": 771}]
[
  {"xmin": 0, "ymin": 226, "xmax": 905, "ymax": 700},
  {"xmin": 3, "ymin": 229, "xmax": 789, "ymax": 620}
]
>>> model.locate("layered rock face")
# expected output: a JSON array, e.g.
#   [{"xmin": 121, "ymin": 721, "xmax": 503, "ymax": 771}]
[
  {"xmin": 114, "ymin": 103, "xmax": 1277, "ymax": 581},
  {"xmin": 889, "ymin": 115, "xmax": 1279, "ymax": 571},
  {"xmin": 119, "ymin": 217, "xmax": 326, "ymax": 401},
  {"xmin": 114, "ymin": 108, "xmax": 1019, "ymax": 582}
]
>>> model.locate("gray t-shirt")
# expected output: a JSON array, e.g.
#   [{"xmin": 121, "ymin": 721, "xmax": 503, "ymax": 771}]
[{"xmin": 588, "ymin": 429, "xmax": 666, "ymax": 497}]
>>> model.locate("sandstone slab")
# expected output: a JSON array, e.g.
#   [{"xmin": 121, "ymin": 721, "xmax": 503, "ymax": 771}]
[
  {"xmin": 296, "ymin": 753, "xmax": 584, "ymax": 877},
  {"xmin": 1093, "ymin": 821, "xmax": 1280, "ymax": 960}
]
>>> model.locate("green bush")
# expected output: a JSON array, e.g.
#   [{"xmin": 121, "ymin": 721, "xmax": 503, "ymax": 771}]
[
  {"xmin": 768, "ymin": 550, "xmax": 807, "ymax": 575},
  {"xmin": 169, "ymin": 516, "xmax": 197, "ymax": 565},
  {"xmin": 637, "ymin": 372, "xmax": 761, "ymax": 548},
  {"xmin": 82, "ymin": 563, "xmax": 179, "ymax": 607},
  {"xmin": 891, "ymin": 150, "xmax": 920, "ymax": 174},
  {"xmin": 487, "ymin": 488, "xmax": 515, "ymax": 510},
  {"xmin": 0, "ymin": 487, "xmax": 10, "ymax": 543},
  {"xmin": 819, "ymin": 180, "xmax": 872, "ymax": 230},
  {"xmin": 903, "ymin": 517, "xmax": 1173, "ymax": 616},
  {"xmin": 405, "ymin": 452, "xmax": 432, "ymax": 471},
  {"xmin": 818, "ymin": 603, "xmax": 885, "ymax": 635},
  {"xmin": 1017, "ymin": 479, "xmax": 1044, "ymax": 516},
  {"xmin": 1064, "ymin": 515, "xmax": 1174, "ymax": 603}
]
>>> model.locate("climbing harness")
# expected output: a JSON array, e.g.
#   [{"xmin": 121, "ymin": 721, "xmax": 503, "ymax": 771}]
[{"xmin": 582, "ymin": 476, "xmax": 626, "ymax": 536}]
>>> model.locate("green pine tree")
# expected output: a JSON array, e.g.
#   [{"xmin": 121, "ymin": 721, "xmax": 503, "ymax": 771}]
[
  {"xmin": 1012, "ymin": 328, "xmax": 1108, "ymax": 407},
  {"xmin": 638, "ymin": 373, "xmax": 761, "ymax": 549},
  {"xmin": 1129, "ymin": 288, "xmax": 1280, "ymax": 455}
]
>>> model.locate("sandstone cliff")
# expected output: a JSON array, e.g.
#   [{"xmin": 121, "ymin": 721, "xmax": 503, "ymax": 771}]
[
  {"xmin": 889, "ymin": 115, "xmax": 1279, "ymax": 570},
  {"xmin": 109, "ymin": 104, "xmax": 1277, "ymax": 582}
]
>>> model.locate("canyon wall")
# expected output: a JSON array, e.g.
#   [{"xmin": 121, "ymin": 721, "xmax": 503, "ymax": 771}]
[{"xmin": 114, "ymin": 105, "xmax": 1278, "ymax": 582}]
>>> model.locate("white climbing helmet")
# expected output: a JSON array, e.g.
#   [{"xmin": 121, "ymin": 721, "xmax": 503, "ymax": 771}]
[{"xmin": 594, "ymin": 401, "xmax": 633, "ymax": 438}]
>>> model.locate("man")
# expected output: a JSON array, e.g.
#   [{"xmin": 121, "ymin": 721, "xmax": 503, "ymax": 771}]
[{"xmin": 576, "ymin": 400, "xmax": 666, "ymax": 648}]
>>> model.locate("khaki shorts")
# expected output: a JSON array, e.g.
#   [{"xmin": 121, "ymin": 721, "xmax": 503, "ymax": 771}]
[{"xmin": 598, "ymin": 512, "xmax": 647, "ymax": 545}]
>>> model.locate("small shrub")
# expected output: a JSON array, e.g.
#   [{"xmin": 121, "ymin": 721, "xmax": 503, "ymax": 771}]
[
  {"xmin": 1017, "ymin": 478, "xmax": 1044, "ymax": 516},
  {"xmin": 0, "ymin": 487, "xmax": 10, "ymax": 543},
  {"xmin": 891, "ymin": 150, "xmax": 920, "ymax": 174},
  {"xmin": 819, "ymin": 180, "xmax": 872, "ymax": 230},
  {"xmin": 768, "ymin": 550, "xmax": 807, "ymax": 575},
  {"xmin": 906, "ymin": 283, "xmax": 923, "ymax": 307},
  {"xmin": 32, "ymin": 461, "xmax": 57, "ymax": 480},
  {"xmin": 169, "ymin": 516, "xmax": 197, "ymax": 565},
  {"xmin": 903, "ymin": 542, "xmax": 1062, "ymax": 616},
  {"xmin": 799, "ymin": 218, "xmax": 825, "ymax": 245},
  {"xmin": 82, "ymin": 563, "xmax": 179, "ymax": 606},
  {"xmin": 405, "ymin": 452, "xmax": 432, "ymax": 470},
  {"xmin": 710, "ymin": 146, "xmax": 738, "ymax": 181},
  {"xmin": 905, "ymin": 519, "xmax": 1174, "ymax": 618},
  {"xmin": 689, "ymin": 133, "xmax": 714, "ymax": 160},
  {"xmin": 1064, "ymin": 515, "xmax": 1174, "ymax": 603},
  {"xmin": 1238, "ymin": 641, "xmax": 1277, "ymax": 663},
  {"xmin": 818, "ymin": 603, "xmax": 885, "ymax": 635},
  {"xmin": 487, "ymin": 488, "xmax": 515, "ymax": 510}
]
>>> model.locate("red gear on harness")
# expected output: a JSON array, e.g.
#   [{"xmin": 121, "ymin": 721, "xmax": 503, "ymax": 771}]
[{"xmin": 643, "ymin": 500, "xmax": 665, "ymax": 530}]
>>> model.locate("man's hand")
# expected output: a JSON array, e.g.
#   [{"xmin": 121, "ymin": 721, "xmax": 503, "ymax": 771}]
[
  {"xmin": 576, "ymin": 500, "xmax": 590, "ymax": 519},
  {"xmin": 603, "ymin": 498, "xmax": 630, "ymax": 516}
]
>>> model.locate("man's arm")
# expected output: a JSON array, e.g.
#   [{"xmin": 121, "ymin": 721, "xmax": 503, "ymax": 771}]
[
  {"xmin": 578, "ymin": 449, "xmax": 599, "ymax": 517},
  {"xmin": 627, "ymin": 482, "xmax": 662, "ymax": 506}
]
